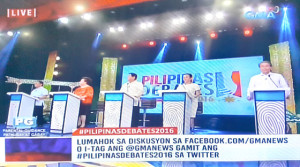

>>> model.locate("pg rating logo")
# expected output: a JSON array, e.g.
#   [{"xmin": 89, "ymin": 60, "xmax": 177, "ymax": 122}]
[{"xmin": 13, "ymin": 117, "xmax": 37, "ymax": 129}]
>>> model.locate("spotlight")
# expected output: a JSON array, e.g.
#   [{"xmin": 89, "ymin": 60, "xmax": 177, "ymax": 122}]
[
  {"xmin": 97, "ymin": 33, "xmax": 101, "ymax": 36},
  {"xmin": 7, "ymin": 31, "xmax": 14, "ymax": 36},
  {"xmin": 117, "ymin": 26, "xmax": 124, "ymax": 32},
  {"xmin": 204, "ymin": 13, "xmax": 213, "ymax": 21},
  {"xmin": 23, "ymin": 32, "xmax": 30, "ymax": 36},
  {"xmin": 140, "ymin": 23, "xmax": 147, "ymax": 29},
  {"xmin": 216, "ymin": 12, "xmax": 224, "ymax": 19},
  {"xmin": 53, "ymin": 71, "xmax": 59, "ymax": 76},
  {"xmin": 258, "ymin": 5, "xmax": 267, "ymax": 12},
  {"xmin": 179, "ymin": 36, "xmax": 187, "ymax": 43},
  {"xmin": 243, "ymin": 28, "xmax": 253, "ymax": 37},
  {"xmin": 55, "ymin": 64, "xmax": 58, "ymax": 68},
  {"xmin": 164, "ymin": 42, "xmax": 168, "ymax": 46},
  {"xmin": 58, "ymin": 17, "xmax": 69, "ymax": 24},
  {"xmin": 172, "ymin": 17, "xmax": 186, "ymax": 24},
  {"xmin": 283, "ymin": 7, "xmax": 287, "ymax": 12},
  {"xmin": 223, "ymin": 0, "xmax": 232, "ymax": 6},
  {"xmin": 196, "ymin": 40, "xmax": 200, "ymax": 44},
  {"xmin": 122, "ymin": 44, "xmax": 128, "ymax": 49},
  {"xmin": 75, "ymin": 5, "xmax": 85, "ymax": 12},
  {"xmin": 210, "ymin": 32, "xmax": 218, "ymax": 39},
  {"xmin": 56, "ymin": 56, "xmax": 61, "ymax": 61},
  {"xmin": 109, "ymin": 27, "xmax": 115, "ymax": 33},
  {"xmin": 140, "ymin": 22, "xmax": 153, "ymax": 29},
  {"xmin": 81, "ymin": 13, "xmax": 92, "ymax": 20},
  {"xmin": 243, "ymin": 6, "xmax": 252, "ymax": 13},
  {"xmin": 148, "ymin": 41, "xmax": 156, "ymax": 47}
]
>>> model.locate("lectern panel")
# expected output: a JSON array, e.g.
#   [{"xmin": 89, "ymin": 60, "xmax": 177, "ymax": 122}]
[
  {"xmin": 163, "ymin": 102, "xmax": 185, "ymax": 134},
  {"xmin": 7, "ymin": 100, "xmax": 20, "ymax": 126},
  {"xmin": 120, "ymin": 94, "xmax": 133, "ymax": 127},
  {"xmin": 103, "ymin": 101, "xmax": 122, "ymax": 127},
  {"xmin": 50, "ymin": 101, "xmax": 66, "ymax": 130},
  {"xmin": 256, "ymin": 101, "xmax": 285, "ymax": 135}
]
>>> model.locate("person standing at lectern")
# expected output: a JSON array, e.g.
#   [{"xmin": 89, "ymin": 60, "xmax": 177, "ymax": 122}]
[
  {"xmin": 176, "ymin": 73, "xmax": 201, "ymax": 133},
  {"xmin": 74, "ymin": 77, "xmax": 94, "ymax": 128},
  {"xmin": 247, "ymin": 61, "xmax": 290, "ymax": 100},
  {"xmin": 31, "ymin": 81, "xmax": 49, "ymax": 127},
  {"xmin": 120, "ymin": 73, "xmax": 144, "ymax": 127}
]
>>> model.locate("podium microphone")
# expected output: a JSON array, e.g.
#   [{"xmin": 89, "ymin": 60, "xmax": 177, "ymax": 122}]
[{"xmin": 268, "ymin": 75, "xmax": 278, "ymax": 88}]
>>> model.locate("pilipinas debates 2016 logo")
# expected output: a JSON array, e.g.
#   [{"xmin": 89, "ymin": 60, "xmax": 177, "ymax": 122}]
[{"xmin": 142, "ymin": 71, "xmax": 242, "ymax": 100}]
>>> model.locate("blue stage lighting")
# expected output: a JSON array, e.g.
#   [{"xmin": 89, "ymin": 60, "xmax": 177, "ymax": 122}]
[
  {"xmin": 92, "ymin": 33, "xmax": 103, "ymax": 50},
  {"xmin": 195, "ymin": 41, "xmax": 204, "ymax": 60},
  {"xmin": 153, "ymin": 43, "xmax": 169, "ymax": 63},
  {"xmin": 0, "ymin": 33, "xmax": 20, "ymax": 77}
]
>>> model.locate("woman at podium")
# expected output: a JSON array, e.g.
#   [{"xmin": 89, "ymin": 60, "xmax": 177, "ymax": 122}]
[
  {"xmin": 74, "ymin": 77, "xmax": 94, "ymax": 128},
  {"xmin": 176, "ymin": 73, "xmax": 201, "ymax": 132}
]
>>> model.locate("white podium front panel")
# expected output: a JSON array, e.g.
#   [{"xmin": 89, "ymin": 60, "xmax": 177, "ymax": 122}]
[
  {"xmin": 63, "ymin": 95, "xmax": 80, "ymax": 133},
  {"xmin": 7, "ymin": 95, "xmax": 22, "ymax": 126},
  {"xmin": 162, "ymin": 92, "xmax": 191, "ymax": 135},
  {"xmin": 120, "ymin": 94, "xmax": 134, "ymax": 127},
  {"xmin": 103, "ymin": 93, "xmax": 123, "ymax": 127},
  {"xmin": 254, "ymin": 91, "xmax": 286, "ymax": 135},
  {"xmin": 18, "ymin": 95, "xmax": 35, "ymax": 117},
  {"xmin": 50, "ymin": 95, "xmax": 67, "ymax": 131}
]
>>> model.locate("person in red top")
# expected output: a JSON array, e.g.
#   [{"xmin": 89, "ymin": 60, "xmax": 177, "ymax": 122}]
[{"xmin": 74, "ymin": 77, "xmax": 94, "ymax": 128}]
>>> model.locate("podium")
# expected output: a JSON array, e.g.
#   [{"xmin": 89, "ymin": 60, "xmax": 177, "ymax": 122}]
[
  {"xmin": 50, "ymin": 92, "xmax": 80, "ymax": 134},
  {"xmin": 6, "ymin": 92, "xmax": 38, "ymax": 126},
  {"xmin": 101, "ymin": 91, "xmax": 134, "ymax": 127},
  {"xmin": 161, "ymin": 90, "xmax": 192, "ymax": 135},
  {"xmin": 254, "ymin": 90, "xmax": 286, "ymax": 135}
]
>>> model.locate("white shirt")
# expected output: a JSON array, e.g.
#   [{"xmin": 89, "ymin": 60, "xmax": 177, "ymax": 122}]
[
  {"xmin": 31, "ymin": 87, "xmax": 49, "ymax": 106},
  {"xmin": 120, "ymin": 80, "xmax": 144, "ymax": 106},
  {"xmin": 177, "ymin": 83, "xmax": 201, "ymax": 117},
  {"xmin": 247, "ymin": 72, "xmax": 290, "ymax": 99}
]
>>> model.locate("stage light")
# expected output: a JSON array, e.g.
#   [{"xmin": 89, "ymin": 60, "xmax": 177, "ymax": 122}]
[
  {"xmin": 154, "ymin": 43, "xmax": 169, "ymax": 63},
  {"xmin": 216, "ymin": 12, "xmax": 224, "ymax": 19},
  {"xmin": 148, "ymin": 41, "xmax": 156, "ymax": 47},
  {"xmin": 118, "ymin": 26, "xmax": 124, "ymax": 32},
  {"xmin": 258, "ymin": 5, "xmax": 267, "ymax": 12},
  {"xmin": 172, "ymin": 17, "xmax": 186, "ymax": 24},
  {"xmin": 0, "ymin": 32, "xmax": 20, "ymax": 77},
  {"xmin": 243, "ymin": 6, "xmax": 252, "ymax": 13},
  {"xmin": 53, "ymin": 71, "xmax": 59, "ymax": 76},
  {"xmin": 109, "ymin": 27, "xmax": 115, "ymax": 33},
  {"xmin": 179, "ymin": 36, "xmax": 187, "ymax": 43},
  {"xmin": 210, "ymin": 32, "xmax": 218, "ymax": 39},
  {"xmin": 58, "ymin": 17, "xmax": 69, "ymax": 24},
  {"xmin": 283, "ymin": 7, "xmax": 288, "ymax": 12},
  {"xmin": 122, "ymin": 44, "xmax": 128, "ymax": 49},
  {"xmin": 92, "ymin": 33, "xmax": 103, "ymax": 50},
  {"xmin": 243, "ymin": 28, "xmax": 253, "ymax": 37},
  {"xmin": 140, "ymin": 22, "xmax": 153, "ymax": 29},
  {"xmin": 55, "ymin": 64, "xmax": 58, "ymax": 68},
  {"xmin": 81, "ymin": 13, "xmax": 92, "ymax": 20},
  {"xmin": 195, "ymin": 40, "xmax": 203, "ymax": 60},
  {"xmin": 23, "ymin": 32, "xmax": 30, "ymax": 36},
  {"xmin": 204, "ymin": 13, "xmax": 213, "ymax": 21},
  {"xmin": 75, "ymin": 5, "xmax": 85, "ymax": 12},
  {"xmin": 7, "ymin": 31, "xmax": 13, "ymax": 36},
  {"xmin": 56, "ymin": 56, "xmax": 61, "ymax": 61},
  {"xmin": 223, "ymin": 0, "xmax": 232, "ymax": 6}
]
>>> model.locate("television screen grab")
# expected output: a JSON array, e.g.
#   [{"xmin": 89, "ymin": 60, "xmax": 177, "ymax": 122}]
[{"xmin": 0, "ymin": 0, "xmax": 300, "ymax": 166}]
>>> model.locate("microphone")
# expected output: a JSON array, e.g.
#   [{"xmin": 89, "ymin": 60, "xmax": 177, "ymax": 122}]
[{"xmin": 268, "ymin": 74, "xmax": 278, "ymax": 88}]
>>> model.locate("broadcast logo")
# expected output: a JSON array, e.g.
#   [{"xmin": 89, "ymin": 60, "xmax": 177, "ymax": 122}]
[
  {"xmin": 13, "ymin": 117, "xmax": 37, "ymax": 129},
  {"xmin": 7, "ymin": 8, "xmax": 37, "ymax": 18}
]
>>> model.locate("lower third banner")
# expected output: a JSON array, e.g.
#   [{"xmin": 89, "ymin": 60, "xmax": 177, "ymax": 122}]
[{"xmin": 72, "ymin": 135, "xmax": 300, "ymax": 162}]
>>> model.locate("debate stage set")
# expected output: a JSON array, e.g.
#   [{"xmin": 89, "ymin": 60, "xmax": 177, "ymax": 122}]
[{"xmin": 0, "ymin": 0, "xmax": 300, "ymax": 166}]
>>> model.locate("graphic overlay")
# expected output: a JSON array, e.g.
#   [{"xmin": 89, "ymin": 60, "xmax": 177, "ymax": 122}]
[
  {"xmin": 72, "ymin": 135, "xmax": 300, "ymax": 162},
  {"xmin": 0, "ymin": 138, "xmax": 4, "ymax": 163},
  {"xmin": 5, "ymin": 138, "xmax": 71, "ymax": 161},
  {"xmin": 122, "ymin": 56, "xmax": 263, "ymax": 115}
]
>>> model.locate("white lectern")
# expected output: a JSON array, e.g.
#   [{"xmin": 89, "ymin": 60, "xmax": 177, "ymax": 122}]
[
  {"xmin": 101, "ymin": 91, "xmax": 134, "ymax": 127},
  {"xmin": 50, "ymin": 92, "xmax": 80, "ymax": 134},
  {"xmin": 254, "ymin": 90, "xmax": 286, "ymax": 135},
  {"xmin": 161, "ymin": 90, "xmax": 192, "ymax": 135},
  {"xmin": 6, "ymin": 92, "xmax": 38, "ymax": 126}
]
